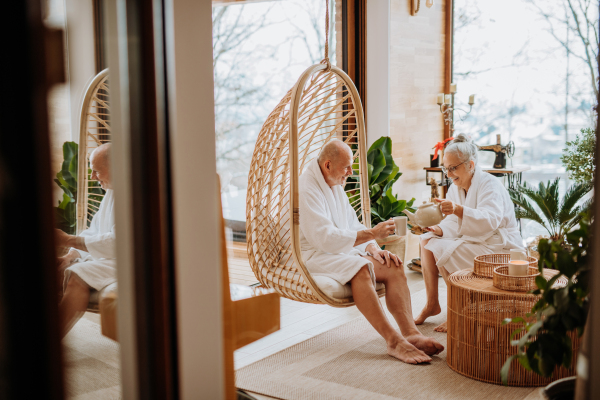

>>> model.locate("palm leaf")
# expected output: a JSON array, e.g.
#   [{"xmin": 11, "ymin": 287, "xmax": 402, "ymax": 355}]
[
  {"xmin": 558, "ymin": 182, "xmax": 592, "ymax": 225},
  {"xmin": 517, "ymin": 182, "xmax": 558, "ymax": 234}
]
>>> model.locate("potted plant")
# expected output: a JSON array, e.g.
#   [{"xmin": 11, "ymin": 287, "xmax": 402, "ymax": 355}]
[
  {"xmin": 346, "ymin": 137, "xmax": 415, "ymax": 259},
  {"xmin": 500, "ymin": 213, "xmax": 591, "ymax": 397},
  {"xmin": 509, "ymin": 178, "xmax": 592, "ymax": 257}
]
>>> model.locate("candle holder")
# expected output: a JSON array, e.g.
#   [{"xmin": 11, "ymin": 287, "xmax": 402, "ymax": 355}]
[{"xmin": 437, "ymin": 86, "xmax": 475, "ymax": 136}]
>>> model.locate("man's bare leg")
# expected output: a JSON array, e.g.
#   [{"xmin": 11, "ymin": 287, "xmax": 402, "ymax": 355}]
[
  {"xmin": 59, "ymin": 274, "xmax": 90, "ymax": 337},
  {"xmin": 414, "ymin": 238, "xmax": 443, "ymax": 325},
  {"xmin": 362, "ymin": 255, "xmax": 444, "ymax": 356},
  {"xmin": 350, "ymin": 265, "xmax": 432, "ymax": 364}
]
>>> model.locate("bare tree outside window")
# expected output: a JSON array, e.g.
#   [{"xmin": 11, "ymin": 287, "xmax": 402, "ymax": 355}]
[
  {"xmin": 453, "ymin": 0, "xmax": 598, "ymax": 239},
  {"xmin": 213, "ymin": 1, "xmax": 336, "ymax": 222}
]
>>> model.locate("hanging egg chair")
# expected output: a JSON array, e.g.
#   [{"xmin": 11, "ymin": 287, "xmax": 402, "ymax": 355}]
[
  {"xmin": 246, "ymin": 3, "xmax": 384, "ymax": 307},
  {"xmin": 76, "ymin": 68, "xmax": 110, "ymax": 234}
]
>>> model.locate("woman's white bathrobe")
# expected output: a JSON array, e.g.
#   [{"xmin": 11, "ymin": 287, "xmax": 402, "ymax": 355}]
[
  {"xmin": 299, "ymin": 159, "xmax": 378, "ymax": 285},
  {"xmin": 422, "ymin": 167, "xmax": 523, "ymax": 273},
  {"xmin": 64, "ymin": 189, "xmax": 117, "ymax": 291}
]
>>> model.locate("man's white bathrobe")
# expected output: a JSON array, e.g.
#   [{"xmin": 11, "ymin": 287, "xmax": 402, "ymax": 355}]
[
  {"xmin": 299, "ymin": 159, "xmax": 378, "ymax": 286},
  {"xmin": 422, "ymin": 167, "xmax": 523, "ymax": 273},
  {"xmin": 64, "ymin": 189, "xmax": 117, "ymax": 292}
]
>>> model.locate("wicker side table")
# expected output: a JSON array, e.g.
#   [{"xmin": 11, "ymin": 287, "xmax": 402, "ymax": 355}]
[{"xmin": 447, "ymin": 269, "xmax": 580, "ymax": 386}]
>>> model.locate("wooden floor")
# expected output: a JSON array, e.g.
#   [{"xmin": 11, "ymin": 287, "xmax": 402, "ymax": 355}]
[{"xmin": 227, "ymin": 241, "xmax": 259, "ymax": 286}]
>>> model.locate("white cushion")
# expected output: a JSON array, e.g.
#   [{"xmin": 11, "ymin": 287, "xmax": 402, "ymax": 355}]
[{"xmin": 313, "ymin": 275, "xmax": 385, "ymax": 299}]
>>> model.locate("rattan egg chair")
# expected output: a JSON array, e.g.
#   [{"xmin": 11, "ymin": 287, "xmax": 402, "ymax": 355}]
[
  {"xmin": 246, "ymin": 61, "xmax": 385, "ymax": 307},
  {"xmin": 76, "ymin": 68, "xmax": 110, "ymax": 235},
  {"xmin": 73, "ymin": 68, "xmax": 116, "ymax": 329}
]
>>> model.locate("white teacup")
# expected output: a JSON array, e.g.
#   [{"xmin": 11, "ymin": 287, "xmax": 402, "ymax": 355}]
[
  {"xmin": 393, "ymin": 216, "xmax": 407, "ymax": 236},
  {"xmin": 508, "ymin": 260, "xmax": 528, "ymax": 276}
]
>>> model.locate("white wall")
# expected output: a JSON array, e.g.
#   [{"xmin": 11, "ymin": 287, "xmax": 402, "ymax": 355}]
[
  {"xmin": 366, "ymin": 0, "xmax": 391, "ymax": 148},
  {"xmin": 64, "ymin": 0, "xmax": 96, "ymax": 142}
]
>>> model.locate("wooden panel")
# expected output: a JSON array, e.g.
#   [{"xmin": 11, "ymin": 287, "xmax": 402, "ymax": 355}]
[
  {"xmin": 233, "ymin": 293, "xmax": 281, "ymax": 350},
  {"xmin": 389, "ymin": 0, "xmax": 447, "ymax": 202}
]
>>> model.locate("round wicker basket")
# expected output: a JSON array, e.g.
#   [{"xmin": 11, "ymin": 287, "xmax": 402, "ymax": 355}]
[
  {"xmin": 474, "ymin": 253, "xmax": 538, "ymax": 278},
  {"xmin": 447, "ymin": 269, "xmax": 579, "ymax": 386},
  {"xmin": 493, "ymin": 266, "xmax": 540, "ymax": 292}
]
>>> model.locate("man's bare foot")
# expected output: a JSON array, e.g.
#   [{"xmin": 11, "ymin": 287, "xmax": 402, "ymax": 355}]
[
  {"xmin": 414, "ymin": 303, "xmax": 441, "ymax": 325},
  {"xmin": 434, "ymin": 321, "xmax": 447, "ymax": 332},
  {"xmin": 387, "ymin": 339, "xmax": 432, "ymax": 364},
  {"xmin": 406, "ymin": 334, "xmax": 444, "ymax": 356}
]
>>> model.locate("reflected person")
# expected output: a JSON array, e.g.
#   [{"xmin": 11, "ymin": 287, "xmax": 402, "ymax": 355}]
[{"xmin": 55, "ymin": 143, "xmax": 116, "ymax": 337}]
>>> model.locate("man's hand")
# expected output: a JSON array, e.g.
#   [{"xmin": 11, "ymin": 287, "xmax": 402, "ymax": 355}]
[
  {"xmin": 55, "ymin": 229, "xmax": 88, "ymax": 252},
  {"xmin": 424, "ymin": 225, "xmax": 443, "ymax": 236},
  {"xmin": 371, "ymin": 219, "xmax": 396, "ymax": 240},
  {"xmin": 369, "ymin": 246, "xmax": 401, "ymax": 268},
  {"xmin": 56, "ymin": 249, "xmax": 79, "ymax": 271}
]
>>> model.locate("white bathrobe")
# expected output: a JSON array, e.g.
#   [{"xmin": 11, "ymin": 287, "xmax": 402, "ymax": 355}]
[
  {"xmin": 422, "ymin": 167, "xmax": 523, "ymax": 273},
  {"xmin": 299, "ymin": 159, "xmax": 378, "ymax": 285},
  {"xmin": 64, "ymin": 189, "xmax": 117, "ymax": 292}
]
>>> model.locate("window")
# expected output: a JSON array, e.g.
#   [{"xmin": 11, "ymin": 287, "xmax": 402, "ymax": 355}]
[
  {"xmin": 213, "ymin": 0, "xmax": 337, "ymax": 231},
  {"xmin": 453, "ymin": 0, "xmax": 598, "ymax": 238}
]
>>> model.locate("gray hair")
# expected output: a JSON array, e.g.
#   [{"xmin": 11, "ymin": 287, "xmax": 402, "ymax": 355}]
[
  {"xmin": 317, "ymin": 139, "xmax": 352, "ymax": 165},
  {"xmin": 445, "ymin": 133, "xmax": 478, "ymax": 167}
]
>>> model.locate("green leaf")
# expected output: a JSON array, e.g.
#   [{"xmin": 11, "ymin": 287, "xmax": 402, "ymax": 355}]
[{"xmin": 501, "ymin": 355, "xmax": 518, "ymax": 385}]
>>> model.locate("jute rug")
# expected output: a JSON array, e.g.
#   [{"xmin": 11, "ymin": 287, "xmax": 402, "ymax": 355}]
[
  {"xmin": 236, "ymin": 289, "xmax": 543, "ymax": 400},
  {"xmin": 62, "ymin": 317, "xmax": 121, "ymax": 399}
]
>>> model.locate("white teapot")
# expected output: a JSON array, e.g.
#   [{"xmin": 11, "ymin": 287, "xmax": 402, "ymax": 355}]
[{"xmin": 403, "ymin": 201, "xmax": 443, "ymax": 228}]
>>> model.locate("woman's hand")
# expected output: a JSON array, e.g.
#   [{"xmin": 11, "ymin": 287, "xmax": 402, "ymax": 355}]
[
  {"xmin": 434, "ymin": 198, "xmax": 463, "ymax": 217},
  {"xmin": 424, "ymin": 225, "xmax": 443, "ymax": 236}
]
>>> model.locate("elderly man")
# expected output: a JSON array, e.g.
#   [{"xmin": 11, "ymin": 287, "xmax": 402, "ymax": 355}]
[
  {"xmin": 55, "ymin": 143, "xmax": 116, "ymax": 336},
  {"xmin": 299, "ymin": 139, "xmax": 443, "ymax": 364}
]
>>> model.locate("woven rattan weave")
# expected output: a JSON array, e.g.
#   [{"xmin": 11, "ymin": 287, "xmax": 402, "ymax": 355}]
[
  {"xmin": 245, "ymin": 63, "xmax": 382, "ymax": 307},
  {"xmin": 447, "ymin": 269, "xmax": 579, "ymax": 386},
  {"xmin": 76, "ymin": 69, "xmax": 110, "ymax": 234},
  {"xmin": 492, "ymin": 265, "xmax": 540, "ymax": 292},
  {"xmin": 474, "ymin": 253, "xmax": 538, "ymax": 278}
]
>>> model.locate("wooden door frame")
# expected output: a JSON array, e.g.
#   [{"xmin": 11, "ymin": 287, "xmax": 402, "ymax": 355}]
[
  {"xmin": 342, "ymin": 0, "xmax": 366, "ymax": 115},
  {"xmin": 106, "ymin": 0, "xmax": 179, "ymax": 398}
]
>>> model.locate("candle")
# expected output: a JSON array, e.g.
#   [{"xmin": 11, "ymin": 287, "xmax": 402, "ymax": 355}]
[
  {"xmin": 450, "ymin": 83, "xmax": 457, "ymax": 93},
  {"xmin": 445, "ymin": 94, "xmax": 452, "ymax": 104},
  {"xmin": 437, "ymin": 93, "xmax": 444, "ymax": 105},
  {"xmin": 508, "ymin": 260, "xmax": 528, "ymax": 276},
  {"xmin": 468, "ymin": 94, "xmax": 475, "ymax": 105}
]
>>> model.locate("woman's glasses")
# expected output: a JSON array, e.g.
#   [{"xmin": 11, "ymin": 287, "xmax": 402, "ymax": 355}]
[{"xmin": 441, "ymin": 161, "xmax": 467, "ymax": 176}]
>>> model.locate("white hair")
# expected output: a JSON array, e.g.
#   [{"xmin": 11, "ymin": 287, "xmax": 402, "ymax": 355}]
[{"xmin": 445, "ymin": 133, "xmax": 478, "ymax": 168}]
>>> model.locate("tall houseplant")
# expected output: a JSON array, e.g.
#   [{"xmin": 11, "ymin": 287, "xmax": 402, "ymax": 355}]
[
  {"xmin": 500, "ymin": 213, "xmax": 591, "ymax": 385},
  {"xmin": 508, "ymin": 178, "xmax": 592, "ymax": 241},
  {"xmin": 346, "ymin": 137, "xmax": 415, "ymax": 226}
]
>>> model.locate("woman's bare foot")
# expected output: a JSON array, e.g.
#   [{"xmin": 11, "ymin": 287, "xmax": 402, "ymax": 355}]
[
  {"xmin": 414, "ymin": 303, "xmax": 441, "ymax": 325},
  {"xmin": 434, "ymin": 321, "xmax": 447, "ymax": 332},
  {"xmin": 386, "ymin": 339, "xmax": 432, "ymax": 364},
  {"xmin": 405, "ymin": 334, "xmax": 444, "ymax": 355}
]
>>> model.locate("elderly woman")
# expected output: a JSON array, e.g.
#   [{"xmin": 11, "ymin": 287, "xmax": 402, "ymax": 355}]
[{"xmin": 414, "ymin": 134, "xmax": 523, "ymax": 332}]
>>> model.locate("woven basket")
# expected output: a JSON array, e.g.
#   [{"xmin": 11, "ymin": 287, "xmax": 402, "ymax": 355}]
[
  {"xmin": 474, "ymin": 253, "xmax": 538, "ymax": 278},
  {"xmin": 447, "ymin": 269, "xmax": 579, "ymax": 386},
  {"xmin": 493, "ymin": 266, "xmax": 540, "ymax": 292}
]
